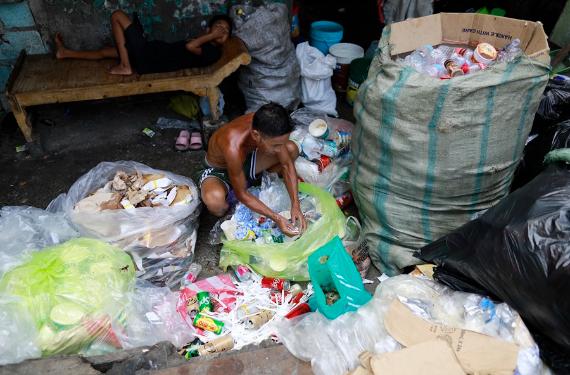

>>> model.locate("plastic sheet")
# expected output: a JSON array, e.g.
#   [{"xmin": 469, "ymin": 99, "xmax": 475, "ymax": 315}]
[
  {"xmin": 219, "ymin": 183, "xmax": 346, "ymax": 281},
  {"xmin": 0, "ymin": 206, "xmax": 79, "ymax": 277},
  {"xmin": 276, "ymin": 275, "xmax": 547, "ymax": 375},
  {"xmin": 417, "ymin": 164, "xmax": 570, "ymax": 373},
  {"xmin": 0, "ymin": 238, "xmax": 135, "ymax": 360},
  {"xmin": 114, "ymin": 281, "xmax": 194, "ymax": 349},
  {"xmin": 47, "ymin": 161, "xmax": 201, "ymax": 278}
]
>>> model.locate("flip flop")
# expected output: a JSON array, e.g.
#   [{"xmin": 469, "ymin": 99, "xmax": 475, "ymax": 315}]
[
  {"xmin": 189, "ymin": 131, "xmax": 202, "ymax": 151},
  {"xmin": 175, "ymin": 130, "xmax": 191, "ymax": 151}
]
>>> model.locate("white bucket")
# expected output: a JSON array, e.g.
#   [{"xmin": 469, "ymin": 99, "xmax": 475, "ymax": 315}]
[
  {"xmin": 329, "ymin": 43, "xmax": 364, "ymax": 64},
  {"xmin": 329, "ymin": 43, "xmax": 364, "ymax": 92}
]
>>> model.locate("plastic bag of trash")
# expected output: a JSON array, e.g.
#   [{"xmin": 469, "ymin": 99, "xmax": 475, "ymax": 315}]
[
  {"xmin": 47, "ymin": 161, "xmax": 201, "ymax": 274},
  {"xmin": 296, "ymin": 42, "xmax": 337, "ymax": 116},
  {"xmin": 113, "ymin": 281, "xmax": 194, "ymax": 349},
  {"xmin": 0, "ymin": 238, "xmax": 135, "ymax": 360},
  {"xmin": 276, "ymin": 275, "xmax": 546, "ymax": 375},
  {"xmin": 416, "ymin": 164, "xmax": 570, "ymax": 373},
  {"xmin": 0, "ymin": 206, "xmax": 78, "ymax": 277},
  {"xmin": 219, "ymin": 183, "xmax": 346, "ymax": 281}
]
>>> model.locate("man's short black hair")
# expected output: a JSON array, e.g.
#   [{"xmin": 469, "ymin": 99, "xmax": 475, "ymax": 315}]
[
  {"xmin": 209, "ymin": 14, "xmax": 233, "ymax": 37},
  {"xmin": 252, "ymin": 103, "xmax": 293, "ymax": 137}
]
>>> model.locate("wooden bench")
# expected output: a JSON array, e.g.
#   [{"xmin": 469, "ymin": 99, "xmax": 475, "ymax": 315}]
[{"xmin": 5, "ymin": 37, "xmax": 251, "ymax": 143}]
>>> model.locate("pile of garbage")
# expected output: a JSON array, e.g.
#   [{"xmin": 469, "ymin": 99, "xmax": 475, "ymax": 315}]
[
  {"xmin": 277, "ymin": 274, "xmax": 548, "ymax": 375},
  {"xmin": 290, "ymin": 108, "xmax": 354, "ymax": 209},
  {"xmin": 218, "ymin": 175, "xmax": 320, "ymax": 243},
  {"xmin": 47, "ymin": 161, "xmax": 201, "ymax": 288},
  {"xmin": 400, "ymin": 38, "xmax": 523, "ymax": 79},
  {"xmin": 74, "ymin": 171, "xmax": 193, "ymax": 211}
]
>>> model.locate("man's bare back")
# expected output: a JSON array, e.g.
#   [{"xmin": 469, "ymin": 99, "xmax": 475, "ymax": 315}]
[{"xmin": 206, "ymin": 113, "xmax": 255, "ymax": 169}]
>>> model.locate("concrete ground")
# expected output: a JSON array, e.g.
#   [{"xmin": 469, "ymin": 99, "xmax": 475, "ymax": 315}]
[{"xmin": 0, "ymin": 91, "xmax": 379, "ymax": 374}]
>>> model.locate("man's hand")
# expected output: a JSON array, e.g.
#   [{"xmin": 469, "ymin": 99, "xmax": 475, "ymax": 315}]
[
  {"xmin": 275, "ymin": 214, "xmax": 300, "ymax": 237},
  {"xmin": 290, "ymin": 205, "xmax": 307, "ymax": 234}
]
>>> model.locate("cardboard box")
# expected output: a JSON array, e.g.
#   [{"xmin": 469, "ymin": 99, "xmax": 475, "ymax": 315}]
[{"xmin": 389, "ymin": 13, "xmax": 550, "ymax": 65}]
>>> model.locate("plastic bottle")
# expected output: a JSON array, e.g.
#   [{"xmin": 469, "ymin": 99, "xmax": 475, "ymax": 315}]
[{"xmin": 182, "ymin": 263, "xmax": 202, "ymax": 286}]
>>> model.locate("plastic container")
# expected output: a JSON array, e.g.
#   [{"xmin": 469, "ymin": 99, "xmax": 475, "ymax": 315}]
[
  {"xmin": 472, "ymin": 43, "xmax": 497, "ymax": 65},
  {"xmin": 346, "ymin": 57, "xmax": 372, "ymax": 106},
  {"xmin": 309, "ymin": 119, "xmax": 329, "ymax": 139},
  {"xmin": 310, "ymin": 21, "xmax": 344, "ymax": 55},
  {"xmin": 329, "ymin": 43, "xmax": 365, "ymax": 92}
]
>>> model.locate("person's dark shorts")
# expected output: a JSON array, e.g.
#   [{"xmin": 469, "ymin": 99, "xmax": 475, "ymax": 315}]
[
  {"xmin": 124, "ymin": 13, "xmax": 151, "ymax": 74},
  {"xmin": 196, "ymin": 151, "xmax": 261, "ymax": 192}
]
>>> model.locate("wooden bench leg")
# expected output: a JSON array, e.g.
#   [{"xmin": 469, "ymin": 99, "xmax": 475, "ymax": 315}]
[
  {"xmin": 10, "ymin": 102, "xmax": 33, "ymax": 143},
  {"xmin": 207, "ymin": 88, "xmax": 220, "ymax": 121}
]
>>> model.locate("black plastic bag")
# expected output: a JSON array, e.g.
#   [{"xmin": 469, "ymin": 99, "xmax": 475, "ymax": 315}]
[
  {"xmin": 416, "ymin": 164, "xmax": 570, "ymax": 373},
  {"xmin": 512, "ymin": 120, "xmax": 570, "ymax": 191},
  {"xmin": 536, "ymin": 78, "xmax": 570, "ymax": 123}
]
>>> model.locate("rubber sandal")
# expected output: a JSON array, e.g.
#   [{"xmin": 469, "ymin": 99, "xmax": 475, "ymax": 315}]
[
  {"xmin": 175, "ymin": 130, "xmax": 190, "ymax": 151},
  {"xmin": 189, "ymin": 131, "xmax": 202, "ymax": 151}
]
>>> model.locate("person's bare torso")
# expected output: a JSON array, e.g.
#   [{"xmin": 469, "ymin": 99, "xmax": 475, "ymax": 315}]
[{"xmin": 206, "ymin": 113, "xmax": 256, "ymax": 168}]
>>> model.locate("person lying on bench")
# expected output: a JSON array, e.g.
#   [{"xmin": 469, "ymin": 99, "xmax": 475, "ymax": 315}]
[
  {"xmin": 198, "ymin": 103, "xmax": 307, "ymax": 237},
  {"xmin": 55, "ymin": 11, "xmax": 231, "ymax": 75}
]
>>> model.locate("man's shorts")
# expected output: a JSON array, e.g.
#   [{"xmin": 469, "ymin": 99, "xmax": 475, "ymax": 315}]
[
  {"xmin": 197, "ymin": 151, "xmax": 261, "ymax": 192},
  {"xmin": 124, "ymin": 13, "xmax": 151, "ymax": 74}
]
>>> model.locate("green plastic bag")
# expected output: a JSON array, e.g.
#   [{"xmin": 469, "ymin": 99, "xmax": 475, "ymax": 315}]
[
  {"xmin": 169, "ymin": 94, "xmax": 199, "ymax": 120},
  {"xmin": 308, "ymin": 236, "xmax": 372, "ymax": 319},
  {"xmin": 219, "ymin": 183, "xmax": 346, "ymax": 281},
  {"xmin": 0, "ymin": 238, "xmax": 135, "ymax": 357}
]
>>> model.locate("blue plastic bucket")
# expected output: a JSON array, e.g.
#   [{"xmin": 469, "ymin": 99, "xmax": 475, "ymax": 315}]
[{"xmin": 310, "ymin": 21, "xmax": 344, "ymax": 55}]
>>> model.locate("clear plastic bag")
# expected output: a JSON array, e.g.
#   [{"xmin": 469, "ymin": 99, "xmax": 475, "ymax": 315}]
[
  {"xmin": 0, "ymin": 206, "xmax": 79, "ymax": 277},
  {"xmin": 47, "ymin": 161, "xmax": 201, "ymax": 274},
  {"xmin": 0, "ymin": 295, "xmax": 41, "ymax": 365},
  {"xmin": 219, "ymin": 183, "xmax": 346, "ymax": 281},
  {"xmin": 113, "ymin": 281, "xmax": 194, "ymax": 349},
  {"xmin": 276, "ymin": 275, "xmax": 547, "ymax": 375},
  {"xmin": 0, "ymin": 238, "xmax": 135, "ymax": 360},
  {"xmin": 258, "ymin": 173, "xmax": 291, "ymax": 213}
]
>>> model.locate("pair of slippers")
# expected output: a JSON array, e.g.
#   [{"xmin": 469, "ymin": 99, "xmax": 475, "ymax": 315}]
[{"xmin": 175, "ymin": 130, "xmax": 202, "ymax": 151}]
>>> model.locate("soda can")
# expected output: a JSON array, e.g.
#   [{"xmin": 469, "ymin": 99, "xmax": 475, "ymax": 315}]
[
  {"xmin": 317, "ymin": 155, "xmax": 332, "ymax": 172},
  {"xmin": 197, "ymin": 334, "xmax": 234, "ymax": 356},
  {"xmin": 285, "ymin": 303, "xmax": 311, "ymax": 319},
  {"xmin": 270, "ymin": 291, "xmax": 290, "ymax": 304},
  {"xmin": 193, "ymin": 313, "xmax": 224, "ymax": 334},
  {"xmin": 186, "ymin": 295, "xmax": 200, "ymax": 320},
  {"xmin": 244, "ymin": 309, "xmax": 275, "ymax": 330},
  {"xmin": 197, "ymin": 291, "xmax": 213, "ymax": 312},
  {"xmin": 261, "ymin": 277, "xmax": 290, "ymax": 291}
]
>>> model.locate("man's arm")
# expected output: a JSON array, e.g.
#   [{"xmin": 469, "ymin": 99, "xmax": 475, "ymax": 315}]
[
  {"xmin": 277, "ymin": 146, "xmax": 307, "ymax": 233},
  {"xmin": 226, "ymin": 149, "xmax": 299, "ymax": 236},
  {"xmin": 185, "ymin": 26, "xmax": 226, "ymax": 54}
]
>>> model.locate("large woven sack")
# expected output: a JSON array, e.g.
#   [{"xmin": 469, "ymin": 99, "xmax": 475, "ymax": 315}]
[{"xmin": 351, "ymin": 13, "xmax": 550, "ymax": 274}]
